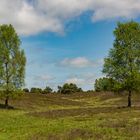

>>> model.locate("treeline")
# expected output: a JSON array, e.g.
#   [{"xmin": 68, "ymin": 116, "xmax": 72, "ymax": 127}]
[
  {"xmin": 23, "ymin": 83, "xmax": 86, "ymax": 94},
  {"xmin": 94, "ymin": 77, "xmax": 123, "ymax": 93},
  {"xmin": 23, "ymin": 86, "xmax": 53, "ymax": 94}
]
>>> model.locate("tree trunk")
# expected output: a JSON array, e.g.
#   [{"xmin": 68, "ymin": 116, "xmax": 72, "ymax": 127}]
[
  {"xmin": 128, "ymin": 90, "xmax": 132, "ymax": 107},
  {"xmin": 5, "ymin": 96, "xmax": 9, "ymax": 108},
  {"xmin": 5, "ymin": 62, "xmax": 9, "ymax": 108}
]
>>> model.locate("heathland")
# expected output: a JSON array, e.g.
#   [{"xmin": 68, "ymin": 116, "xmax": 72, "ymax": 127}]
[{"xmin": 0, "ymin": 92, "xmax": 140, "ymax": 140}]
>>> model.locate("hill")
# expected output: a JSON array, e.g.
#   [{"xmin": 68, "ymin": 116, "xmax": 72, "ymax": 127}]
[{"xmin": 0, "ymin": 92, "xmax": 140, "ymax": 140}]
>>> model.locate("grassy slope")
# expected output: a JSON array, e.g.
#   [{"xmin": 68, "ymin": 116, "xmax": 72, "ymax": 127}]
[{"xmin": 0, "ymin": 92, "xmax": 140, "ymax": 140}]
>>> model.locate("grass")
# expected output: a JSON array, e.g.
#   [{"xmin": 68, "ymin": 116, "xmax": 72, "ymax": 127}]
[{"xmin": 0, "ymin": 92, "xmax": 140, "ymax": 139}]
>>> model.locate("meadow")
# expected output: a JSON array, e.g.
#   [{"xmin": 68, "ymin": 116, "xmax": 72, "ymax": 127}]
[{"xmin": 0, "ymin": 92, "xmax": 140, "ymax": 140}]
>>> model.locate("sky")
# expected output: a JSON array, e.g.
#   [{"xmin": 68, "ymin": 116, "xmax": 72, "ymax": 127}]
[{"xmin": 1, "ymin": 0, "xmax": 140, "ymax": 91}]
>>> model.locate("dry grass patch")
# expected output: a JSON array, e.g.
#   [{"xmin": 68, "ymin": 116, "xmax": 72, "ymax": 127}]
[{"xmin": 28, "ymin": 106, "xmax": 137, "ymax": 119}]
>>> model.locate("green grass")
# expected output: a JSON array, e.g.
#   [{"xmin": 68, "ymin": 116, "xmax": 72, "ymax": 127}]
[{"xmin": 0, "ymin": 92, "xmax": 140, "ymax": 140}]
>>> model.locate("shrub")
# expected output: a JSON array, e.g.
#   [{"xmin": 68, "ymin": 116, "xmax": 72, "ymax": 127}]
[
  {"xmin": 30, "ymin": 88, "xmax": 42, "ymax": 93},
  {"xmin": 57, "ymin": 83, "xmax": 83, "ymax": 94},
  {"xmin": 23, "ymin": 88, "xmax": 29, "ymax": 93},
  {"xmin": 42, "ymin": 86, "xmax": 53, "ymax": 94}
]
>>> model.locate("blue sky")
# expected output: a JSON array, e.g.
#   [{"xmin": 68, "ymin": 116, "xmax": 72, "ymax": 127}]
[
  {"xmin": 22, "ymin": 18, "xmax": 115, "ymax": 90},
  {"xmin": 1, "ymin": 0, "xmax": 140, "ymax": 90}
]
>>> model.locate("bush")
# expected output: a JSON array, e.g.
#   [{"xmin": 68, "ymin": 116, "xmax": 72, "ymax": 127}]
[
  {"xmin": 30, "ymin": 88, "xmax": 42, "ymax": 93},
  {"xmin": 42, "ymin": 86, "xmax": 53, "ymax": 94},
  {"xmin": 23, "ymin": 88, "xmax": 29, "ymax": 93},
  {"xmin": 57, "ymin": 83, "xmax": 83, "ymax": 94},
  {"xmin": 94, "ymin": 77, "xmax": 116, "ymax": 92}
]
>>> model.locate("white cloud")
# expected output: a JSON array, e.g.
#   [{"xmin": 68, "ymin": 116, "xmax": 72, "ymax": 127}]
[
  {"xmin": 34, "ymin": 75, "xmax": 55, "ymax": 81},
  {"xmin": 60, "ymin": 57, "xmax": 103, "ymax": 68},
  {"xmin": 1, "ymin": 0, "xmax": 140, "ymax": 35},
  {"xmin": 66, "ymin": 77, "xmax": 85, "ymax": 85},
  {"xmin": 65, "ymin": 72, "xmax": 104, "ymax": 90}
]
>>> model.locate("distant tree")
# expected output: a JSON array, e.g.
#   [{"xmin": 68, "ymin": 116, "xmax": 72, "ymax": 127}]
[
  {"xmin": 23, "ymin": 88, "xmax": 29, "ymax": 93},
  {"xmin": 86, "ymin": 90, "xmax": 94, "ymax": 93},
  {"xmin": 0, "ymin": 24, "xmax": 26, "ymax": 107},
  {"xmin": 58, "ymin": 83, "xmax": 83, "ymax": 94},
  {"xmin": 94, "ymin": 77, "xmax": 116, "ymax": 92},
  {"xmin": 30, "ymin": 88, "xmax": 42, "ymax": 94},
  {"xmin": 103, "ymin": 21, "xmax": 140, "ymax": 107},
  {"xmin": 57, "ymin": 86, "xmax": 62, "ymax": 93},
  {"xmin": 42, "ymin": 86, "xmax": 53, "ymax": 94},
  {"xmin": 53, "ymin": 91, "xmax": 57, "ymax": 94}
]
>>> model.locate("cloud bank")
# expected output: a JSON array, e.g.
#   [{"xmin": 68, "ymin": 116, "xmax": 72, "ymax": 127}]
[
  {"xmin": 65, "ymin": 73, "xmax": 103, "ymax": 89},
  {"xmin": 60, "ymin": 57, "xmax": 103, "ymax": 68},
  {"xmin": 1, "ymin": 0, "xmax": 140, "ymax": 35}
]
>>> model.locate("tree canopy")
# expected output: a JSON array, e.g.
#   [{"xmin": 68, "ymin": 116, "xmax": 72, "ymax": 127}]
[
  {"xmin": 94, "ymin": 77, "xmax": 117, "ymax": 92},
  {"xmin": 42, "ymin": 86, "xmax": 53, "ymax": 94},
  {"xmin": 58, "ymin": 83, "xmax": 83, "ymax": 94},
  {"xmin": 103, "ymin": 21, "xmax": 140, "ymax": 107},
  {"xmin": 0, "ymin": 24, "xmax": 26, "ymax": 107},
  {"xmin": 30, "ymin": 88, "xmax": 42, "ymax": 94}
]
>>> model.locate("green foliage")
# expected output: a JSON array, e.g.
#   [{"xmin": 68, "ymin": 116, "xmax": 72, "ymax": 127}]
[
  {"xmin": 103, "ymin": 21, "xmax": 140, "ymax": 92},
  {"xmin": 103, "ymin": 21, "xmax": 140, "ymax": 107},
  {"xmin": 23, "ymin": 88, "xmax": 29, "ymax": 93},
  {"xmin": 30, "ymin": 86, "xmax": 53, "ymax": 94},
  {"xmin": 94, "ymin": 77, "xmax": 123, "ymax": 93},
  {"xmin": 86, "ymin": 90, "xmax": 94, "ymax": 93},
  {"xmin": 30, "ymin": 88, "xmax": 42, "ymax": 94},
  {"xmin": 42, "ymin": 86, "xmax": 53, "ymax": 94},
  {"xmin": 0, "ymin": 24, "xmax": 26, "ymax": 106},
  {"xmin": 94, "ymin": 77, "xmax": 115, "ymax": 92},
  {"xmin": 57, "ymin": 83, "xmax": 83, "ymax": 94}
]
